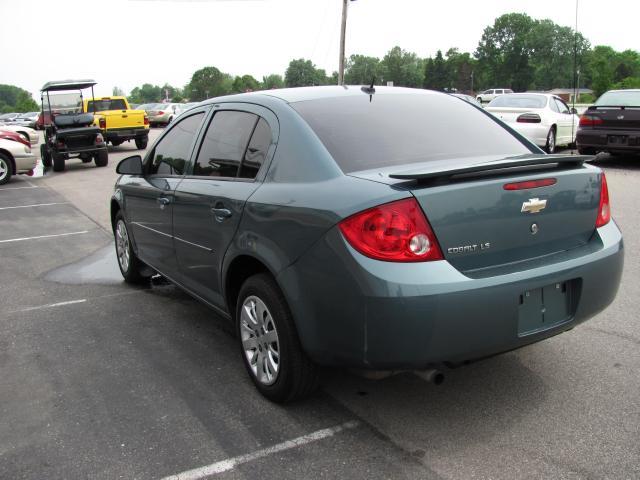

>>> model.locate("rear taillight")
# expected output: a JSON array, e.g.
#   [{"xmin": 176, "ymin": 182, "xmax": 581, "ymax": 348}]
[
  {"xmin": 517, "ymin": 113, "xmax": 541, "ymax": 123},
  {"xmin": 144, "ymin": 115, "xmax": 149, "ymax": 126},
  {"xmin": 95, "ymin": 133, "xmax": 104, "ymax": 145},
  {"xmin": 596, "ymin": 173, "xmax": 610, "ymax": 228},
  {"xmin": 504, "ymin": 178, "xmax": 557, "ymax": 190},
  {"xmin": 99, "ymin": 117, "xmax": 106, "ymax": 129},
  {"xmin": 157, "ymin": 111, "xmax": 165, "ymax": 115},
  {"xmin": 579, "ymin": 115, "xmax": 603, "ymax": 127},
  {"xmin": 338, "ymin": 198, "xmax": 443, "ymax": 262}
]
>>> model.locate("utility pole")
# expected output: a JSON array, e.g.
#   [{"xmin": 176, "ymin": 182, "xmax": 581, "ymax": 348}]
[{"xmin": 338, "ymin": 0, "xmax": 352, "ymax": 85}]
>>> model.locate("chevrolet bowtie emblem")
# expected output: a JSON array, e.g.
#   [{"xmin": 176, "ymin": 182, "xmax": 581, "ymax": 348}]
[{"xmin": 521, "ymin": 198, "xmax": 547, "ymax": 214}]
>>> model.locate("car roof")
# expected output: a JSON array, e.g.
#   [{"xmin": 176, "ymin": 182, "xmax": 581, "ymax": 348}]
[
  {"xmin": 41, "ymin": 79, "xmax": 97, "ymax": 91},
  {"xmin": 200, "ymin": 85, "xmax": 441, "ymax": 106}
]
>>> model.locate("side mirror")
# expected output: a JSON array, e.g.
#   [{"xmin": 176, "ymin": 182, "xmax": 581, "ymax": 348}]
[
  {"xmin": 116, "ymin": 155, "xmax": 143, "ymax": 175},
  {"xmin": 570, "ymin": 107, "xmax": 578, "ymax": 115}
]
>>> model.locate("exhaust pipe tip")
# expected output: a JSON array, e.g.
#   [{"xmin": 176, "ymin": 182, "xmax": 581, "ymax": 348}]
[{"xmin": 415, "ymin": 369, "xmax": 445, "ymax": 385}]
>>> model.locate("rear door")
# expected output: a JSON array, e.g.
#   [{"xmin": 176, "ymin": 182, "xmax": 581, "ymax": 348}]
[
  {"xmin": 124, "ymin": 110, "xmax": 207, "ymax": 275},
  {"xmin": 553, "ymin": 97, "xmax": 577, "ymax": 144},
  {"xmin": 172, "ymin": 104, "xmax": 278, "ymax": 308}
]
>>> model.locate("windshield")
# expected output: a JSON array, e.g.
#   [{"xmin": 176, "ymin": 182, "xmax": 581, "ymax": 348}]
[
  {"xmin": 86, "ymin": 98, "xmax": 128, "ymax": 112},
  {"xmin": 488, "ymin": 95, "xmax": 547, "ymax": 108},
  {"xmin": 596, "ymin": 90, "xmax": 640, "ymax": 107},
  {"xmin": 44, "ymin": 92, "xmax": 83, "ymax": 114},
  {"xmin": 292, "ymin": 93, "xmax": 532, "ymax": 173}
]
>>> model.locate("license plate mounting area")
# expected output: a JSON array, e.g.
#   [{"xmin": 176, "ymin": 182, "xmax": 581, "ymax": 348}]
[{"xmin": 517, "ymin": 281, "xmax": 578, "ymax": 336}]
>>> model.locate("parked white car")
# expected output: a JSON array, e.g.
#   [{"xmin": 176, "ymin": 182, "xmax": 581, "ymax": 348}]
[
  {"xmin": 0, "ymin": 124, "xmax": 39, "ymax": 147},
  {"xmin": 476, "ymin": 88, "xmax": 513, "ymax": 104},
  {"xmin": 0, "ymin": 138, "xmax": 37, "ymax": 185},
  {"xmin": 485, "ymin": 93, "xmax": 580, "ymax": 153}
]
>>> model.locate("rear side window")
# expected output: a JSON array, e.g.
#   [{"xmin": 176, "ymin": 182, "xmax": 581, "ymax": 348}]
[
  {"xmin": 239, "ymin": 118, "xmax": 271, "ymax": 179},
  {"xmin": 149, "ymin": 113, "xmax": 205, "ymax": 175},
  {"xmin": 193, "ymin": 111, "xmax": 257, "ymax": 178},
  {"xmin": 292, "ymin": 93, "xmax": 532, "ymax": 173}
]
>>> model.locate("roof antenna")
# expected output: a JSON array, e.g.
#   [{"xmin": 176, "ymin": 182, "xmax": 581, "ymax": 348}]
[{"xmin": 361, "ymin": 77, "xmax": 376, "ymax": 102}]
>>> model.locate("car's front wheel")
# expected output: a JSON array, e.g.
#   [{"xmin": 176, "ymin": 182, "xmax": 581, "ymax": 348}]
[
  {"xmin": 114, "ymin": 211, "xmax": 151, "ymax": 284},
  {"xmin": 52, "ymin": 152, "xmax": 65, "ymax": 172},
  {"xmin": 236, "ymin": 274, "xmax": 318, "ymax": 403},
  {"xmin": 0, "ymin": 152, "xmax": 13, "ymax": 185}
]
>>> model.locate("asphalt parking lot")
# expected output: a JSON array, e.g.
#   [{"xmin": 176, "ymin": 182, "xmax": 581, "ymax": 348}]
[{"xmin": 1, "ymin": 129, "xmax": 638, "ymax": 479}]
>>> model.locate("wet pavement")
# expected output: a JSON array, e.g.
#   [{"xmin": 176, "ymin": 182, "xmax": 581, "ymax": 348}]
[{"xmin": 1, "ymin": 139, "xmax": 639, "ymax": 479}]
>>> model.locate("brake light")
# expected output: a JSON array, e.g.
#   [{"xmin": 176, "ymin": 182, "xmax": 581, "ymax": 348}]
[
  {"xmin": 99, "ymin": 117, "xmax": 106, "ymax": 129},
  {"xmin": 57, "ymin": 140, "xmax": 65, "ymax": 148},
  {"xmin": 596, "ymin": 173, "xmax": 610, "ymax": 228},
  {"xmin": 517, "ymin": 113, "xmax": 541, "ymax": 123},
  {"xmin": 504, "ymin": 178, "xmax": 557, "ymax": 190},
  {"xmin": 144, "ymin": 115, "xmax": 149, "ymax": 126},
  {"xmin": 579, "ymin": 115, "xmax": 603, "ymax": 127},
  {"xmin": 157, "ymin": 111, "xmax": 165, "ymax": 115},
  {"xmin": 95, "ymin": 133, "xmax": 104, "ymax": 145},
  {"xmin": 338, "ymin": 198, "xmax": 443, "ymax": 262}
]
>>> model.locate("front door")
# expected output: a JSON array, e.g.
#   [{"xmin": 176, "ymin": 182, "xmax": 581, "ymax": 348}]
[
  {"xmin": 126, "ymin": 111, "xmax": 206, "ymax": 275},
  {"xmin": 172, "ymin": 106, "xmax": 276, "ymax": 309}
]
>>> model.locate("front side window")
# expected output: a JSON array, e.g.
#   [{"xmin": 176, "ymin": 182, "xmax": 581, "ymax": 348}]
[
  {"xmin": 149, "ymin": 112, "xmax": 205, "ymax": 175},
  {"xmin": 193, "ymin": 110, "xmax": 258, "ymax": 178}
]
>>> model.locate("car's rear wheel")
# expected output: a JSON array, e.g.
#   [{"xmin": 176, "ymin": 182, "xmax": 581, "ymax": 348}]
[
  {"xmin": 52, "ymin": 152, "xmax": 65, "ymax": 172},
  {"xmin": 236, "ymin": 274, "xmax": 318, "ymax": 403},
  {"xmin": 40, "ymin": 144, "xmax": 52, "ymax": 168},
  {"xmin": 94, "ymin": 150, "xmax": 108, "ymax": 167},
  {"xmin": 135, "ymin": 136, "xmax": 148, "ymax": 149},
  {"xmin": 545, "ymin": 127, "xmax": 556, "ymax": 154},
  {"xmin": 114, "ymin": 211, "xmax": 151, "ymax": 284},
  {"xmin": 0, "ymin": 153, "xmax": 13, "ymax": 185},
  {"xmin": 111, "ymin": 140, "xmax": 123, "ymax": 147}
]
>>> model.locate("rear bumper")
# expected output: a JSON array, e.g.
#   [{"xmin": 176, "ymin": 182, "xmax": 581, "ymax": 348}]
[
  {"xmin": 104, "ymin": 128, "xmax": 148, "ymax": 142},
  {"xmin": 503, "ymin": 121, "xmax": 548, "ymax": 147},
  {"xmin": 577, "ymin": 128, "xmax": 640, "ymax": 152},
  {"xmin": 278, "ymin": 221, "xmax": 624, "ymax": 369},
  {"xmin": 149, "ymin": 114, "xmax": 171, "ymax": 124},
  {"xmin": 14, "ymin": 153, "xmax": 37, "ymax": 173}
]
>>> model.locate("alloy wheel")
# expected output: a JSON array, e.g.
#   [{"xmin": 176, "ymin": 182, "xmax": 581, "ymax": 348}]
[
  {"xmin": 115, "ymin": 219, "xmax": 131, "ymax": 273},
  {"xmin": 240, "ymin": 295, "xmax": 280, "ymax": 385},
  {"xmin": 0, "ymin": 158, "xmax": 8, "ymax": 182}
]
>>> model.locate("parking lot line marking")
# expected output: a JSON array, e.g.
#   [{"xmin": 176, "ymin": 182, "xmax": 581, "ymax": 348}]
[
  {"xmin": 0, "ymin": 202, "xmax": 68, "ymax": 211},
  {"xmin": 17, "ymin": 299, "xmax": 87, "ymax": 312},
  {"xmin": 161, "ymin": 420, "xmax": 361, "ymax": 480},
  {"xmin": 0, "ymin": 185, "xmax": 38, "ymax": 191},
  {"xmin": 0, "ymin": 230, "xmax": 89, "ymax": 244}
]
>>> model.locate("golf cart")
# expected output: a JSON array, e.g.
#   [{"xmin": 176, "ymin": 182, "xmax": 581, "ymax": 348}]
[{"xmin": 40, "ymin": 79, "xmax": 108, "ymax": 172}]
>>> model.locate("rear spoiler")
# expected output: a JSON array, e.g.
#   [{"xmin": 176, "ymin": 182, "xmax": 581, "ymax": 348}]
[
  {"xmin": 389, "ymin": 154, "xmax": 590, "ymax": 181},
  {"xmin": 587, "ymin": 105, "xmax": 640, "ymax": 111}
]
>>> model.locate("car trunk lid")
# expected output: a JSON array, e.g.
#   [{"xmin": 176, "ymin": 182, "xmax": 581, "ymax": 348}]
[
  {"xmin": 583, "ymin": 105, "xmax": 640, "ymax": 130},
  {"xmin": 350, "ymin": 154, "xmax": 601, "ymax": 273},
  {"xmin": 485, "ymin": 106, "xmax": 540, "ymax": 124}
]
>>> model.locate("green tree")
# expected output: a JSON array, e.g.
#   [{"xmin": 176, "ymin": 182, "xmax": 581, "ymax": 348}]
[
  {"xmin": 285, "ymin": 59, "xmax": 325, "ymax": 87},
  {"xmin": 129, "ymin": 83, "xmax": 162, "ymax": 104},
  {"xmin": 112, "ymin": 86, "xmax": 125, "ymax": 97},
  {"xmin": 344, "ymin": 55, "xmax": 382, "ymax": 85},
  {"xmin": 186, "ymin": 66, "xmax": 232, "ymax": 101},
  {"xmin": 475, "ymin": 13, "xmax": 535, "ymax": 91},
  {"xmin": 444, "ymin": 49, "xmax": 476, "ymax": 92},
  {"xmin": 262, "ymin": 74, "xmax": 284, "ymax": 89},
  {"xmin": 232, "ymin": 75, "xmax": 261, "ymax": 93},
  {"xmin": 381, "ymin": 46, "xmax": 424, "ymax": 87},
  {"xmin": 0, "ymin": 84, "xmax": 39, "ymax": 113}
]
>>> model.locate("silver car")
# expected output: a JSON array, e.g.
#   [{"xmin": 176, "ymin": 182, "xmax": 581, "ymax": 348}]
[{"xmin": 147, "ymin": 103, "xmax": 181, "ymax": 127}]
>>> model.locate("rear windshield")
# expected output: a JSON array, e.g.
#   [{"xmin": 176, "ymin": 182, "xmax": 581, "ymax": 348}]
[
  {"xmin": 292, "ymin": 93, "xmax": 532, "ymax": 173},
  {"xmin": 87, "ymin": 99, "xmax": 128, "ymax": 111},
  {"xmin": 488, "ymin": 95, "xmax": 547, "ymax": 108},
  {"xmin": 596, "ymin": 91, "xmax": 640, "ymax": 107}
]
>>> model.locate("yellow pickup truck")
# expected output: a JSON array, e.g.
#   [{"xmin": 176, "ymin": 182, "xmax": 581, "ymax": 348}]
[{"xmin": 83, "ymin": 96, "xmax": 149, "ymax": 149}]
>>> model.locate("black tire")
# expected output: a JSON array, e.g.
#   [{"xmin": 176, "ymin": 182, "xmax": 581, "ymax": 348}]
[
  {"xmin": 236, "ymin": 273, "xmax": 318, "ymax": 403},
  {"xmin": 113, "ymin": 211, "xmax": 151, "ymax": 284},
  {"xmin": 135, "ymin": 136, "xmax": 148, "ymax": 149},
  {"xmin": 578, "ymin": 147, "xmax": 596, "ymax": 155},
  {"xmin": 40, "ymin": 144, "xmax": 52, "ymax": 168},
  {"xmin": 544, "ymin": 127, "xmax": 556, "ymax": 154},
  {"xmin": 111, "ymin": 140, "xmax": 123, "ymax": 147},
  {"xmin": 0, "ymin": 152, "xmax": 13, "ymax": 185},
  {"xmin": 52, "ymin": 152, "xmax": 65, "ymax": 172},
  {"xmin": 94, "ymin": 149, "xmax": 108, "ymax": 167}
]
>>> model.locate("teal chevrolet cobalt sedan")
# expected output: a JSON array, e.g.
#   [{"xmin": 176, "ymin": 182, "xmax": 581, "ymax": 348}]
[{"xmin": 111, "ymin": 86, "xmax": 624, "ymax": 402}]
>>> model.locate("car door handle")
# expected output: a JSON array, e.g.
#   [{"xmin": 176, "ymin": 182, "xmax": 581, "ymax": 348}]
[
  {"xmin": 157, "ymin": 197, "xmax": 171, "ymax": 206},
  {"xmin": 211, "ymin": 207, "xmax": 232, "ymax": 220}
]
